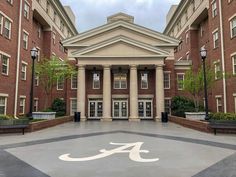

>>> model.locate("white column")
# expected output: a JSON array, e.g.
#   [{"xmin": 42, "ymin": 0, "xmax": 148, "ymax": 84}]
[
  {"xmin": 77, "ymin": 65, "xmax": 86, "ymax": 121},
  {"xmin": 155, "ymin": 65, "xmax": 165, "ymax": 121},
  {"xmin": 129, "ymin": 64, "xmax": 139, "ymax": 121},
  {"xmin": 102, "ymin": 65, "xmax": 112, "ymax": 121}
]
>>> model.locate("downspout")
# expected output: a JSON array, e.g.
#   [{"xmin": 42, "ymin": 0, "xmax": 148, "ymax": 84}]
[
  {"xmin": 219, "ymin": 0, "xmax": 227, "ymax": 113},
  {"xmin": 14, "ymin": 0, "xmax": 23, "ymax": 117}
]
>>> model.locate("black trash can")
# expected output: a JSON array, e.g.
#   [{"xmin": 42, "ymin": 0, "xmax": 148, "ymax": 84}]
[
  {"xmin": 161, "ymin": 112, "xmax": 168, "ymax": 123},
  {"xmin": 74, "ymin": 112, "xmax": 81, "ymax": 122}
]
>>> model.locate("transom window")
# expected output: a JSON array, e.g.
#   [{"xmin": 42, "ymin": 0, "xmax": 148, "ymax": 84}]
[
  {"xmin": 177, "ymin": 73, "xmax": 185, "ymax": 90},
  {"xmin": 114, "ymin": 73, "xmax": 127, "ymax": 89},
  {"xmin": 71, "ymin": 74, "xmax": 77, "ymax": 89},
  {"xmin": 141, "ymin": 72, "xmax": 148, "ymax": 89},
  {"xmin": 213, "ymin": 31, "xmax": 219, "ymax": 48},
  {"xmin": 0, "ymin": 96, "xmax": 7, "ymax": 115},
  {"xmin": 230, "ymin": 17, "xmax": 236, "ymax": 38},
  {"xmin": 1, "ymin": 54, "xmax": 9, "ymax": 75},
  {"xmin": 93, "ymin": 73, "xmax": 100, "ymax": 89},
  {"xmin": 164, "ymin": 72, "xmax": 171, "ymax": 89}
]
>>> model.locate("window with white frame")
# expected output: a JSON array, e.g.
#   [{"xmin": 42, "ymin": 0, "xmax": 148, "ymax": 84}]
[
  {"xmin": 216, "ymin": 96, "xmax": 223, "ymax": 112},
  {"xmin": 36, "ymin": 47, "xmax": 40, "ymax": 61},
  {"xmin": 164, "ymin": 98, "xmax": 171, "ymax": 114},
  {"xmin": 233, "ymin": 54, "xmax": 236, "ymax": 75},
  {"xmin": 212, "ymin": 1, "xmax": 217, "ymax": 17},
  {"xmin": 57, "ymin": 77, "xmax": 64, "ymax": 90},
  {"xmin": 1, "ymin": 54, "xmax": 9, "ymax": 75},
  {"xmin": 53, "ymin": 11, "xmax": 57, "ymax": 22},
  {"xmin": 19, "ymin": 97, "xmax": 26, "ymax": 114},
  {"xmin": 21, "ymin": 63, "xmax": 27, "ymax": 80},
  {"xmin": 164, "ymin": 72, "xmax": 171, "ymax": 89},
  {"xmin": 52, "ymin": 32, "xmax": 56, "ymax": 45},
  {"xmin": 34, "ymin": 99, "xmax": 39, "ymax": 112},
  {"xmin": 213, "ymin": 30, "xmax": 219, "ymax": 48},
  {"xmin": 114, "ymin": 73, "xmax": 127, "ymax": 89},
  {"xmin": 230, "ymin": 17, "xmax": 236, "ymax": 38},
  {"xmin": 71, "ymin": 74, "xmax": 77, "ymax": 89},
  {"xmin": 46, "ymin": 1, "xmax": 50, "ymax": 14},
  {"xmin": 214, "ymin": 62, "xmax": 221, "ymax": 79},
  {"xmin": 141, "ymin": 72, "xmax": 148, "ymax": 89},
  {"xmin": 37, "ymin": 26, "xmax": 41, "ymax": 38},
  {"xmin": 4, "ymin": 19, "xmax": 11, "ymax": 39},
  {"xmin": 234, "ymin": 96, "xmax": 236, "ymax": 113},
  {"xmin": 0, "ymin": 14, "xmax": 3, "ymax": 35},
  {"xmin": 0, "ymin": 96, "xmax": 7, "ymax": 115},
  {"xmin": 35, "ymin": 73, "xmax": 39, "ymax": 86},
  {"xmin": 70, "ymin": 99, "xmax": 77, "ymax": 116},
  {"xmin": 93, "ymin": 73, "xmax": 100, "ymax": 89},
  {"xmin": 7, "ymin": 0, "xmax": 13, "ymax": 4},
  {"xmin": 23, "ymin": 1, "xmax": 30, "ymax": 19},
  {"xmin": 23, "ymin": 31, "xmax": 28, "ymax": 49},
  {"xmin": 177, "ymin": 73, "xmax": 185, "ymax": 90}
]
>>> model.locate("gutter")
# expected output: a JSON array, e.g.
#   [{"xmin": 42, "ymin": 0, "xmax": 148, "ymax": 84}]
[
  {"xmin": 14, "ymin": 0, "xmax": 23, "ymax": 117},
  {"xmin": 218, "ymin": 0, "xmax": 227, "ymax": 113}
]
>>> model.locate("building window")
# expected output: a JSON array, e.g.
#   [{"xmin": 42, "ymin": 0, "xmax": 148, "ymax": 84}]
[
  {"xmin": 36, "ymin": 47, "xmax": 40, "ymax": 61},
  {"xmin": 7, "ymin": 0, "xmax": 13, "ymax": 5},
  {"xmin": 214, "ymin": 62, "xmax": 221, "ymax": 79},
  {"xmin": 212, "ymin": 1, "xmax": 217, "ymax": 17},
  {"xmin": 232, "ymin": 54, "xmax": 236, "ymax": 75},
  {"xmin": 21, "ymin": 63, "xmax": 27, "ymax": 80},
  {"xmin": 37, "ymin": 26, "xmax": 41, "ymax": 38},
  {"xmin": 1, "ymin": 54, "xmax": 9, "ymax": 75},
  {"xmin": 71, "ymin": 74, "xmax": 77, "ymax": 89},
  {"xmin": 177, "ymin": 73, "xmax": 185, "ymax": 90},
  {"xmin": 216, "ymin": 96, "xmax": 223, "ymax": 112},
  {"xmin": 23, "ymin": 1, "xmax": 30, "ymax": 19},
  {"xmin": 164, "ymin": 72, "xmax": 171, "ymax": 89},
  {"xmin": 141, "ymin": 72, "xmax": 148, "ymax": 89},
  {"xmin": 230, "ymin": 17, "xmax": 236, "ymax": 38},
  {"xmin": 164, "ymin": 98, "xmax": 171, "ymax": 114},
  {"xmin": 4, "ymin": 19, "xmax": 11, "ymax": 39},
  {"xmin": 192, "ymin": 0, "xmax": 195, "ymax": 12},
  {"xmin": 46, "ymin": 1, "xmax": 50, "ymax": 14},
  {"xmin": 93, "ymin": 73, "xmax": 100, "ymax": 89},
  {"xmin": 60, "ymin": 20, "xmax": 64, "ymax": 32},
  {"xmin": 114, "ymin": 73, "xmax": 127, "ymax": 89},
  {"xmin": 70, "ymin": 99, "xmax": 77, "ymax": 116},
  {"xmin": 0, "ymin": 96, "xmax": 7, "ymax": 115},
  {"xmin": 23, "ymin": 31, "xmax": 29, "ymax": 49},
  {"xmin": 53, "ymin": 11, "xmax": 57, "ymax": 22},
  {"xmin": 234, "ymin": 96, "xmax": 236, "ymax": 113},
  {"xmin": 34, "ymin": 99, "xmax": 38, "ymax": 112},
  {"xmin": 0, "ymin": 14, "xmax": 3, "ymax": 35},
  {"xmin": 19, "ymin": 97, "xmax": 26, "ymax": 114},
  {"xmin": 57, "ymin": 77, "xmax": 64, "ymax": 90},
  {"xmin": 52, "ymin": 32, "xmax": 56, "ymax": 45},
  {"xmin": 213, "ymin": 31, "xmax": 219, "ymax": 48},
  {"xmin": 35, "ymin": 73, "xmax": 39, "ymax": 86}
]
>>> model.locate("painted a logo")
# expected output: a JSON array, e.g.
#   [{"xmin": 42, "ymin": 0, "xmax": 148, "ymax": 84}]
[{"xmin": 59, "ymin": 142, "xmax": 159, "ymax": 163}]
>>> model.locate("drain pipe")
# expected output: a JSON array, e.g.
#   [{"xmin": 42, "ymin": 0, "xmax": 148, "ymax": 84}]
[
  {"xmin": 14, "ymin": 0, "xmax": 23, "ymax": 118},
  {"xmin": 218, "ymin": 0, "xmax": 227, "ymax": 113}
]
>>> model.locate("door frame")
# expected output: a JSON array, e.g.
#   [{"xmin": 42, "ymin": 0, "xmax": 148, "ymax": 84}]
[
  {"xmin": 88, "ymin": 99, "xmax": 103, "ymax": 119},
  {"xmin": 138, "ymin": 99, "xmax": 153, "ymax": 119},
  {"xmin": 112, "ymin": 99, "xmax": 129, "ymax": 119}
]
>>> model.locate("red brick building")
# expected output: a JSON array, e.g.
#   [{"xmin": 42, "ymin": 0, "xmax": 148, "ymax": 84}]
[
  {"xmin": 0, "ymin": 0, "xmax": 78, "ymax": 117},
  {"xmin": 164, "ymin": 0, "xmax": 236, "ymax": 113}
]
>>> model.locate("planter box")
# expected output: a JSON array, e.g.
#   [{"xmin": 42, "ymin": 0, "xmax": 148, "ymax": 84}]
[
  {"xmin": 32, "ymin": 112, "xmax": 56, "ymax": 120},
  {"xmin": 185, "ymin": 112, "xmax": 206, "ymax": 120}
]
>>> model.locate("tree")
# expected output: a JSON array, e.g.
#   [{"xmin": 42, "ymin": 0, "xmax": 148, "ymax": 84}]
[
  {"xmin": 36, "ymin": 57, "xmax": 76, "ymax": 109},
  {"xmin": 183, "ymin": 66, "xmax": 215, "ymax": 112}
]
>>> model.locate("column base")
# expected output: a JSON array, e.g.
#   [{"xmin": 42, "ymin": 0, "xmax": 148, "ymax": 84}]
[
  {"xmin": 129, "ymin": 117, "xmax": 140, "ymax": 122},
  {"xmin": 155, "ymin": 117, "xmax": 161, "ymax": 122},
  {"xmin": 80, "ymin": 117, "xmax": 87, "ymax": 122},
  {"xmin": 101, "ymin": 118, "xmax": 113, "ymax": 122}
]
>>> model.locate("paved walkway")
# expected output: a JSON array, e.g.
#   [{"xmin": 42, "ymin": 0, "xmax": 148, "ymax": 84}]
[{"xmin": 0, "ymin": 121, "xmax": 236, "ymax": 177}]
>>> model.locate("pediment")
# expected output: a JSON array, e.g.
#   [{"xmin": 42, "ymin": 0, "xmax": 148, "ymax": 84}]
[{"xmin": 71, "ymin": 36, "xmax": 170, "ymax": 57}]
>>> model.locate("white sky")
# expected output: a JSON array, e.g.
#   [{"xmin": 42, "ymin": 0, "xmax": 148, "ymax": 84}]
[{"xmin": 61, "ymin": 0, "xmax": 181, "ymax": 33}]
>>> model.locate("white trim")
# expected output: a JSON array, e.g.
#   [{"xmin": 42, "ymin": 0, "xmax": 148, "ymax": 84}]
[
  {"xmin": 21, "ymin": 61, "xmax": 28, "ymax": 65},
  {"xmin": 0, "ymin": 50, "xmax": 11, "ymax": 58},
  {"xmin": 229, "ymin": 16, "xmax": 236, "ymax": 38},
  {"xmin": 87, "ymin": 95, "xmax": 103, "ymax": 99},
  {"xmin": 0, "ymin": 93, "xmax": 9, "ymax": 97},
  {"xmin": 138, "ymin": 95, "xmax": 154, "ymax": 99},
  {"xmin": 215, "ymin": 95, "xmax": 222, "ymax": 98},
  {"xmin": 228, "ymin": 13, "xmax": 236, "ymax": 21},
  {"xmin": 232, "ymin": 54, "xmax": 236, "ymax": 75},
  {"xmin": 0, "ymin": 11, "xmax": 13, "ymax": 23}
]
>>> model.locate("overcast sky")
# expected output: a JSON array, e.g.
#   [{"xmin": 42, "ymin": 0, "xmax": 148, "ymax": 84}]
[{"xmin": 61, "ymin": 0, "xmax": 180, "ymax": 33}]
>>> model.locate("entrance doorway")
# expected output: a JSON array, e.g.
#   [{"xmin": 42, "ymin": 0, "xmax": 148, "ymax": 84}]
[
  {"xmin": 88, "ymin": 99, "xmax": 103, "ymax": 119},
  {"xmin": 113, "ymin": 99, "xmax": 128, "ymax": 119},
  {"xmin": 138, "ymin": 99, "xmax": 153, "ymax": 119}
]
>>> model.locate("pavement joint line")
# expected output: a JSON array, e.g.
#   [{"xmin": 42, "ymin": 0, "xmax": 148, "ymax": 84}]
[{"xmin": 1, "ymin": 130, "xmax": 236, "ymax": 151}]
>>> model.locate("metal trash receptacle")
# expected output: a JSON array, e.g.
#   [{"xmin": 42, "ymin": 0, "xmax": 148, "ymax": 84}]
[
  {"xmin": 74, "ymin": 112, "xmax": 81, "ymax": 122},
  {"xmin": 161, "ymin": 112, "xmax": 168, "ymax": 123}
]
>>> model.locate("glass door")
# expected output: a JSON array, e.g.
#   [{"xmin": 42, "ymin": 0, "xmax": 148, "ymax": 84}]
[
  {"xmin": 88, "ymin": 100, "xmax": 103, "ymax": 119},
  {"xmin": 138, "ymin": 99, "xmax": 153, "ymax": 119},
  {"xmin": 113, "ymin": 99, "xmax": 128, "ymax": 119}
]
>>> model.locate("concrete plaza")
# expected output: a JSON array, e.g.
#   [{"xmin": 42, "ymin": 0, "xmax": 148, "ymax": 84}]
[{"xmin": 0, "ymin": 121, "xmax": 236, "ymax": 177}]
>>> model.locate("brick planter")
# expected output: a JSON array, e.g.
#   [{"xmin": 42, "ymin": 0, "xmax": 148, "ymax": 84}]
[
  {"xmin": 26, "ymin": 116, "xmax": 73, "ymax": 132},
  {"xmin": 169, "ymin": 115, "xmax": 213, "ymax": 133}
]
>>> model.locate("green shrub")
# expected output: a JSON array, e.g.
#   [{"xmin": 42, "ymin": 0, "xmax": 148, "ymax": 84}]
[
  {"xmin": 0, "ymin": 115, "xmax": 14, "ymax": 120},
  {"xmin": 51, "ymin": 98, "xmax": 66, "ymax": 117},
  {"xmin": 209, "ymin": 112, "xmax": 236, "ymax": 121},
  {"xmin": 42, "ymin": 108, "xmax": 53, "ymax": 112},
  {"xmin": 171, "ymin": 96, "xmax": 196, "ymax": 117}
]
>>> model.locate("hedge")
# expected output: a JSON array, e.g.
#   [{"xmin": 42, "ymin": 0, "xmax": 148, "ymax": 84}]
[{"xmin": 209, "ymin": 112, "xmax": 236, "ymax": 121}]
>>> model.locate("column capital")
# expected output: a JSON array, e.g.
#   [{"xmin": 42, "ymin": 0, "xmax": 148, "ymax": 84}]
[
  {"xmin": 78, "ymin": 64, "xmax": 85, "ymax": 70},
  {"xmin": 155, "ymin": 64, "xmax": 164, "ymax": 69},
  {"xmin": 130, "ymin": 64, "xmax": 137, "ymax": 70},
  {"xmin": 103, "ymin": 65, "xmax": 111, "ymax": 69}
]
